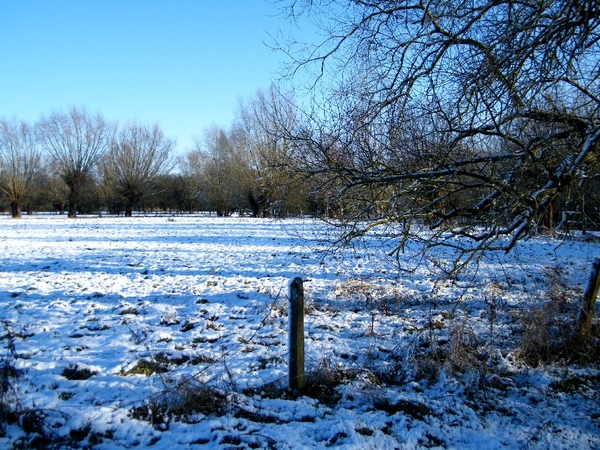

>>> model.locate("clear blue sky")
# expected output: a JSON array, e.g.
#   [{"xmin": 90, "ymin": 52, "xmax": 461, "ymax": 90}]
[{"xmin": 0, "ymin": 0, "xmax": 300, "ymax": 154}]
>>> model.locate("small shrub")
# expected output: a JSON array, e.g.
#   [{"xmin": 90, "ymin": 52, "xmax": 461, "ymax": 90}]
[
  {"xmin": 154, "ymin": 352, "xmax": 190, "ymax": 366},
  {"xmin": 242, "ymin": 380, "xmax": 288, "ymax": 400},
  {"xmin": 373, "ymin": 398, "xmax": 433, "ymax": 421},
  {"xmin": 69, "ymin": 421, "xmax": 91, "ymax": 443},
  {"xmin": 20, "ymin": 409, "xmax": 46, "ymax": 436},
  {"xmin": 270, "ymin": 299, "xmax": 288, "ymax": 317},
  {"xmin": 62, "ymin": 364, "xmax": 97, "ymax": 380},
  {"xmin": 419, "ymin": 432, "xmax": 445, "ymax": 448},
  {"xmin": 550, "ymin": 372, "xmax": 600, "ymax": 394},
  {"xmin": 181, "ymin": 321, "xmax": 195, "ymax": 332},
  {"xmin": 167, "ymin": 380, "xmax": 228, "ymax": 419},
  {"xmin": 160, "ymin": 313, "xmax": 180, "ymax": 326},
  {"xmin": 302, "ymin": 357, "xmax": 358, "ymax": 405},
  {"xmin": 14, "ymin": 408, "xmax": 71, "ymax": 448},
  {"xmin": 190, "ymin": 354, "xmax": 217, "ymax": 364},
  {"xmin": 129, "ymin": 403, "xmax": 169, "ymax": 430},
  {"xmin": 411, "ymin": 350, "xmax": 446, "ymax": 384},
  {"xmin": 518, "ymin": 306, "xmax": 568, "ymax": 365},
  {"xmin": 58, "ymin": 391, "xmax": 75, "ymax": 401},
  {"xmin": 448, "ymin": 320, "xmax": 483, "ymax": 374},
  {"xmin": 517, "ymin": 266, "xmax": 579, "ymax": 365},
  {"xmin": 122, "ymin": 360, "xmax": 168, "ymax": 376},
  {"xmin": 134, "ymin": 379, "xmax": 229, "ymax": 426},
  {"xmin": 409, "ymin": 331, "xmax": 450, "ymax": 384},
  {"xmin": 119, "ymin": 307, "xmax": 138, "ymax": 315}
]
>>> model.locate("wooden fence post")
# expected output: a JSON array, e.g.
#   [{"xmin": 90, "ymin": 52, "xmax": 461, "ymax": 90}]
[
  {"xmin": 288, "ymin": 277, "xmax": 305, "ymax": 391},
  {"xmin": 574, "ymin": 257, "xmax": 600, "ymax": 345}
]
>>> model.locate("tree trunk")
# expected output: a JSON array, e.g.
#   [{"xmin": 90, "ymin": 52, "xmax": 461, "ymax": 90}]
[
  {"xmin": 67, "ymin": 197, "xmax": 78, "ymax": 218},
  {"xmin": 10, "ymin": 201, "xmax": 22, "ymax": 219},
  {"xmin": 573, "ymin": 257, "xmax": 600, "ymax": 346},
  {"xmin": 248, "ymin": 191, "xmax": 267, "ymax": 218},
  {"xmin": 67, "ymin": 179, "xmax": 82, "ymax": 218},
  {"xmin": 542, "ymin": 200, "xmax": 554, "ymax": 231},
  {"xmin": 125, "ymin": 202, "xmax": 134, "ymax": 218},
  {"xmin": 107, "ymin": 201, "xmax": 120, "ymax": 216}
]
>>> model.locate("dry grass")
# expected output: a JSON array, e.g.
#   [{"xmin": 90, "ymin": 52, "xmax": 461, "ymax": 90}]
[
  {"xmin": 122, "ymin": 360, "xmax": 168, "ymax": 377},
  {"xmin": 164, "ymin": 379, "xmax": 229, "ymax": 419},
  {"xmin": 448, "ymin": 320, "xmax": 484, "ymax": 374},
  {"xmin": 517, "ymin": 266, "xmax": 580, "ymax": 365},
  {"xmin": 62, "ymin": 364, "xmax": 97, "ymax": 380},
  {"xmin": 302, "ymin": 357, "xmax": 366, "ymax": 405},
  {"xmin": 130, "ymin": 378, "xmax": 229, "ymax": 430}
]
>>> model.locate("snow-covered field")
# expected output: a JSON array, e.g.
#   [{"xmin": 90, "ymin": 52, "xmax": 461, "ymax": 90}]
[{"xmin": 0, "ymin": 215, "xmax": 599, "ymax": 449}]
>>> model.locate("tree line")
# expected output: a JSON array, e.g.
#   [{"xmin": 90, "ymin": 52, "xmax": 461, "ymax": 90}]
[{"xmin": 0, "ymin": 88, "xmax": 317, "ymax": 219}]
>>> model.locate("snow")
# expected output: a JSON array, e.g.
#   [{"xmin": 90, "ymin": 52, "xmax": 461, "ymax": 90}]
[{"xmin": 0, "ymin": 215, "xmax": 599, "ymax": 448}]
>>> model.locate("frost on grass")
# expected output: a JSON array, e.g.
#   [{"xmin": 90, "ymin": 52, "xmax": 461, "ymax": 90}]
[{"xmin": 0, "ymin": 216, "xmax": 598, "ymax": 449}]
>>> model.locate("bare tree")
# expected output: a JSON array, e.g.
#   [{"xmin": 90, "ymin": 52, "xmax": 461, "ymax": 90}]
[
  {"xmin": 39, "ymin": 106, "xmax": 114, "ymax": 218},
  {"xmin": 236, "ymin": 86, "xmax": 307, "ymax": 217},
  {"xmin": 44, "ymin": 173, "xmax": 70, "ymax": 215},
  {"xmin": 199, "ymin": 125, "xmax": 249, "ymax": 216},
  {"xmin": 108, "ymin": 122, "xmax": 175, "ymax": 217},
  {"xmin": 0, "ymin": 118, "xmax": 42, "ymax": 218},
  {"xmin": 97, "ymin": 153, "xmax": 122, "ymax": 215},
  {"xmin": 281, "ymin": 0, "xmax": 600, "ymax": 270},
  {"xmin": 177, "ymin": 149, "xmax": 208, "ymax": 213}
]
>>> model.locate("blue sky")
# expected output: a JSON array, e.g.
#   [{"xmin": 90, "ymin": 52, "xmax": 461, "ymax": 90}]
[{"xmin": 0, "ymin": 1, "xmax": 301, "ymax": 153}]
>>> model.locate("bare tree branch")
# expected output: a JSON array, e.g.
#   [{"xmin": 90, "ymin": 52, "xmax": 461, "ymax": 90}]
[{"xmin": 278, "ymin": 0, "xmax": 600, "ymax": 270}]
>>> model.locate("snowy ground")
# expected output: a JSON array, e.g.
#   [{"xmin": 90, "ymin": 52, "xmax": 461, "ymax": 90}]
[{"xmin": 0, "ymin": 215, "xmax": 599, "ymax": 449}]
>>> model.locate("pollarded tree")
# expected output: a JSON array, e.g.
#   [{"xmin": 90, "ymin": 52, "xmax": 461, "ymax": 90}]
[
  {"xmin": 178, "ymin": 149, "xmax": 208, "ymax": 213},
  {"xmin": 109, "ymin": 122, "xmax": 175, "ymax": 217},
  {"xmin": 0, "ymin": 118, "xmax": 42, "ymax": 218},
  {"xmin": 199, "ymin": 125, "xmax": 250, "ymax": 216},
  {"xmin": 236, "ymin": 86, "xmax": 307, "ymax": 217},
  {"xmin": 39, "ymin": 106, "xmax": 114, "ymax": 218},
  {"xmin": 97, "ymin": 154, "xmax": 122, "ymax": 215},
  {"xmin": 281, "ymin": 0, "xmax": 600, "ymax": 270}
]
